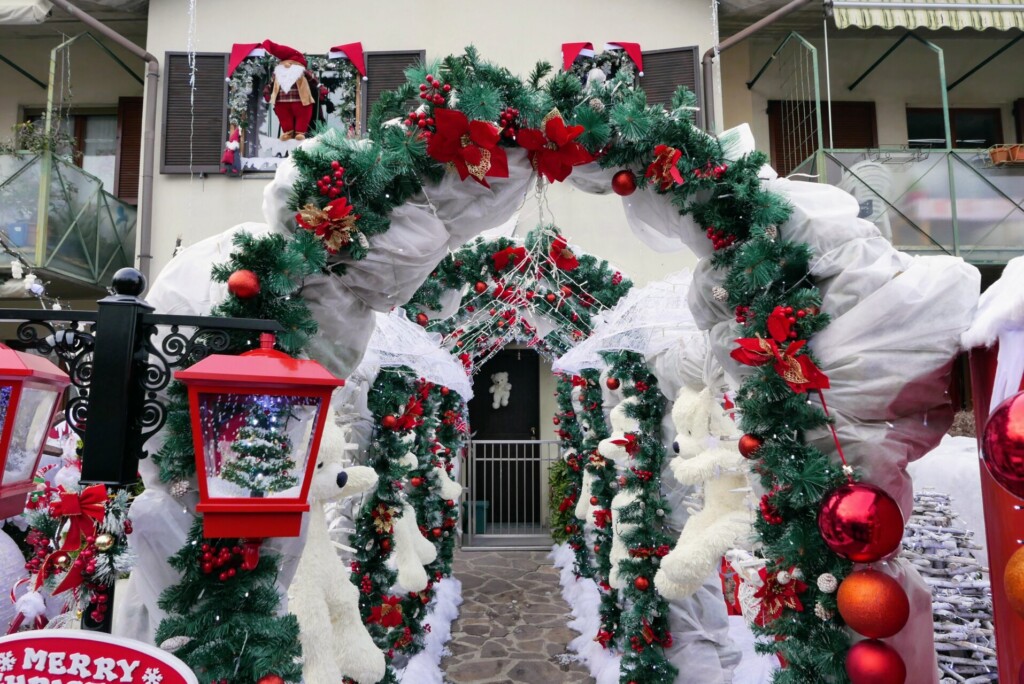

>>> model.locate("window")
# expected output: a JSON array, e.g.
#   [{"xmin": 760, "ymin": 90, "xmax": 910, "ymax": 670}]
[
  {"xmin": 1015, "ymin": 99, "xmax": 1024, "ymax": 143},
  {"xmin": 767, "ymin": 100, "xmax": 878, "ymax": 176},
  {"xmin": 641, "ymin": 47, "xmax": 701, "ymax": 116},
  {"xmin": 906, "ymin": 108, "xmax": 1003, "ymax": 149},
  {"xmin": 162, "ymin": 52, "xmax": 229, "ymax": 174},
  {"xmin": 115, "ymin": 97, "xmax": 144, "ymax": 203},
  {"xmin": 361, "ymin": 50, "xmax": 425, "ymax": 134}
]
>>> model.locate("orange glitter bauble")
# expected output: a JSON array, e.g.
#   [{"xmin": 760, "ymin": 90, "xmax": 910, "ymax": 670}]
[
  {"xmin": 837, "ymin": 569, "xmax": 910, "ymax": 639},
  {"xmin": 1005, "ymin": 546, "xmax": 1024, "ymax": 618}
]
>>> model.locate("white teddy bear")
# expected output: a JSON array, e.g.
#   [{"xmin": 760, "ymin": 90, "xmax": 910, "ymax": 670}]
[
  {"xmin": 288, "ymin": 415, "xmax": 387, "ymax": 684},
  {"xmin": 489, "ymin": 371, "xmax": 511, "ymax": 409},
  {"xmin": 597, "ymin": 397, "xmax": 642, "ymax": 589},
  {"xmin": 654, "ymin": 386, "xmax": 752, "ymax": 600}
]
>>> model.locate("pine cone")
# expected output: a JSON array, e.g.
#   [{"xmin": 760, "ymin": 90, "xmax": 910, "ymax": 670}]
[
  {"xmin": 170, "ymin": 480, "xmax": 190, "ymax": 498},
  {"xmin": 588, "ymin": 97, "xmax": 605, "ymax": 113}
]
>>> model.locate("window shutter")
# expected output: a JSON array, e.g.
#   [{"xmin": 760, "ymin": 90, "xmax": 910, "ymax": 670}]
[
  {"xmin": 115, "ymin": 96, "xmax": 143, "ymax": 202},
  {"xmin": 641, "ymin": 47, "xmax": 701, "ymax": 117},
  {"xmin": 767, "ymin": 100, "xmax": 877, "ymax": 175},
  {"xmin": 361, "ymin": 50, "xmax": 425, "ymax": 133},
  {"xmin": 161, "ymin": 52, "xmax": 228, "ymax": 174}
]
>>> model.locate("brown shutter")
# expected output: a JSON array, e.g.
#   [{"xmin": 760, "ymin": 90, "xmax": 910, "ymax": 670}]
[
  {"xmin": 641, "ymin": 47, "xmax": 701, "ymax": 118},
  {"xmin": 361, "ymin": 50, "xmax": 425, "ymax": 133},
  {"xmin": 161, "ymin": 52, "xmax": 228, "ymax": 174},
  {"xmin": 115, "ymin": 96, "xmax": 143, "ymax": 203},
  {"xmin": 767, "ymin": 100, "xmax": 877, "ymax": 175}
]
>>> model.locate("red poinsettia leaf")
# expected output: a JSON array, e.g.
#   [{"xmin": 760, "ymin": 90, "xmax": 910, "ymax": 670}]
[
  {"xmin": 461, "ymin": 144, "xmax": 483, "ymax": 167},
  {"xmin": 545, "ymin": 116, "xmax": 572, "ymax": 146},
  {"xmin": 730, "ymin": 337, "xmax": 774, "ymax": 366},
  {"xmin": 487, "ymin": 145, "xmax": 509, "ymax": 179},
  {"xmin": 326, "ymin": 197, "xmax": 353, "ymax": 220},
  {"xmin": 766, "ymin": 309, "xmax": 792, "ymax": 343},
  {"xmin": 468, "ymin": 119, "xmax": 500, "ymax": 148},
  {"xmin": 795, "ymin": 355, "xmax": 830, "ymax": 391},
  {"xmin": 516, "ymin": 128, "xmax": 545, "ymax": 152}
]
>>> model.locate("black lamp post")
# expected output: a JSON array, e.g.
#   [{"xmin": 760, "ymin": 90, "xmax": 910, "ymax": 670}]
[{"xmin": 0, "ymin": 267, "xmax": 283, "ymax": 632}]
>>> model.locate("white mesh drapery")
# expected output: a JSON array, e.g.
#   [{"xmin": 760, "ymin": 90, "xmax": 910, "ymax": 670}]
[{"xmin": 553, "ymin": 269, "xmax": 701, "ymax": 375}]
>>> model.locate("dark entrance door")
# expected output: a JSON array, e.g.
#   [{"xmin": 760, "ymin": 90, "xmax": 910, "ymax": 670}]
[{"xmin": 467, "ymin": 349, "xmax": 540, "ymax": 531}]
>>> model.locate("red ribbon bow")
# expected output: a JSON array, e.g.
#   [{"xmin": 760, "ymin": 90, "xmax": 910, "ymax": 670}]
[
  {"xmin": 730, "ymin": 308, "xmax": 829, "ymax": 394},
  {"xmin": 645, "ymin": 144, "xmax": 684, "ymax": 191},
  {"xmin": 51, "ymin": 485, "xmax": 107, "ymax": 553}
]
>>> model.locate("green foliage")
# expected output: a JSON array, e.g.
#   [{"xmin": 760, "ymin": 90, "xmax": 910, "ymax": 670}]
[
  {"xmin": 550, "ymin": 373, "xmax": 592, "ymax": 578},
  {"xmin": 156, "ymin": 519, "xmax": 303, "ymax": 683}
]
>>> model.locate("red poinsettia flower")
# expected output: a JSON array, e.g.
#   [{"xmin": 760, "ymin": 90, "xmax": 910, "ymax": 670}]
[
  {"xmin": 645, "ymin": 144, "xmax": 684, "ymax": 191},
  {"xmin": 426, "ymin": 108, "xmax": 508, "ymax": 187},
  {"xmin": 492, "ymin": 245, "xmax": 528, "ymax": 271},
  {"xmin": 548, "ymin": 235, "xmax": 579, "ymax": 271},
  {"xmin": 295, "ymin": 197, "xmax": 360, "ymax": 254},
  {"xmin": 394, "ymin": 396, "xmax": 425, "ymax": 431},
  {"xmin": 753, "ymin": 566, "xmax": 807, "ymax": 627},
  {"xmin": 611, "ymin": 433, "xmax": 640, "ymax": 457},
  {"xmin": 516, "ymin": 113, "xmax": 594, "ymax": 183},
  {"xmin": 368, "ymin": 595, "xmax": 404, "ymax": 628},
  {"xmin": 730, "ymin": 307, "xmax": 829, "ymax": 394},
  {"xmin": 592, "ymin": 508, "xmax": 612, "ymax": 529}
]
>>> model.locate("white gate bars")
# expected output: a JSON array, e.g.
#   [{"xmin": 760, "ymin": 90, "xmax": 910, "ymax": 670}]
[{"xmin": 461, "ymin": 439, "xmax": 561, "ymax": 551}]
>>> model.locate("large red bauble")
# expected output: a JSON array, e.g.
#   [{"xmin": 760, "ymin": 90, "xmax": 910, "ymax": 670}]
[
  {"xmin": 818, "ymin": 482, "xmax": 904, "ymax": 562},
  {"xmin": 634, "ymin": 576, "xmax": 650, "ymax": 591},
  {"xmin": 982, "ymin": 391, "xmax": 1024, "ymax": 498},
  {"xmin": 227, "ymin": 269, "xmax": 260, "ymax": 299},
  {"xmin": 474, "ymin": 281, "xmax": 487, "ymax": 294},
  {"xmin": 612, "ymin": 169, "xmax": 637, "ymax": 196},
  {"xmin": 606, "ymin": 377, "xmax": 620, "ymax": 390},
  {"xmin": 845, "ymin": 639, "xmax": 906, "ymax": 684},
  {"xmin": 837, "ymin": 569, "xmax": 910, "ymax": 638},
  {"xmin": 257, "ymin": 676, "xmax": 285, "ymax": 684},
  {"xmin": 381, "ymin": 414, "xmax": 398, "ymax": 430},
  {"xmin": 738, "ymin": 434, "xmax": 763, "ymax": 458}
]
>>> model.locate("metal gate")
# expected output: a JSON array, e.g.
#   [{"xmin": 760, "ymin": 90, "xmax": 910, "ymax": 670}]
[{"xmin": 461, "ymin": 439, "xmax": 560, "ymax": 550}]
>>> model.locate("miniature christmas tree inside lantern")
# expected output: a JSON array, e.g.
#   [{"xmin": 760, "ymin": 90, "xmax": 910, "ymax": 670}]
[
  {"xmin": 175, "ymin": 333, "xmax": 344, "ymax": 537},
  {"xmin": 0, "ymin": 344, "xmax": 71, "ymax": 518}
]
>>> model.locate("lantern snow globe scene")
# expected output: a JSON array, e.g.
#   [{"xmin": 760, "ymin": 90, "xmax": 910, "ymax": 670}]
[
  {"xmin": 174, "ymin": 333, "xmax": 344, "ymax": 537},
  {"xmin": 0, "ymin": 344, "xmax": 71, "ymax": 518}
]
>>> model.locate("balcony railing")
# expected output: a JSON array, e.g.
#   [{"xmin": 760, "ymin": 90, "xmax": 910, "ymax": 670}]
[
  {"xmin": 792, "ymin": 148, "xmax": 1024, "ymax": 264},
  {"xmin": 0, "ymin": 152, "xmax": 136, "ymax": 290}
]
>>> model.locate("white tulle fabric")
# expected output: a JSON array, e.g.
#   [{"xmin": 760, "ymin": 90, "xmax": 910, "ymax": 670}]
[{"xmin": 672, "ymin": 174, "xmax": 980, "ymax": 683}]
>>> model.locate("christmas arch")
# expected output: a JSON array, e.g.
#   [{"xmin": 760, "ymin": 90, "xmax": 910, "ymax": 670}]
[{"xmin": 103, "ymin": 46, "xmax": 975, "ymax": 684}]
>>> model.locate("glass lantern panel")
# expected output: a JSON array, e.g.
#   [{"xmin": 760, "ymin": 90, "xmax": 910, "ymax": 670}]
[
  {"xmin": 2, "ymin": 386, "xmax": 59, "ymax": 485},
  {"xmin": 198, "ymin": 392, "xmax": 322, "ymax": 499}
]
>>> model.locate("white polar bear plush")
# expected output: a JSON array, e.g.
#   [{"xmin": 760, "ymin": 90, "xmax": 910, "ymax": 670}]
[
  {"xmin": 489, "ymin": 371, "xmax": 511, "ymax": 409},
  {"xmin": 391, "ymin": 503, "xmax": 438, "ymax": 592},
  {"xmin": 288, "ymin": 417, "xmax": 387, "ymax": 684},
  {"xmin": 655, "ymin": 386, "xmax": 752, "ymax": 600},
  {"xmin": 597, "ymin": 398, "xmax": 642, "ymax": 589}
]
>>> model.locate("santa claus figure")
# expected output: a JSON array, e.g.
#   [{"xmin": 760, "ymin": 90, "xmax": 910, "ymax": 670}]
[{"xmin": 261, "ymin": 40, "xmax": 319, "ymax": 141}]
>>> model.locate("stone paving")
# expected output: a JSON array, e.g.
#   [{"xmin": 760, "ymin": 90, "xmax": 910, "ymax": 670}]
[{"xmin": 442, "ymin": 549, "xmax": 593, "ymax": 683}]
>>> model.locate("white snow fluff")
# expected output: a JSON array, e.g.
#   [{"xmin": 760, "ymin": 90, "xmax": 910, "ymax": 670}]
[
  {"xmin": 962, "ymin": 254, "xmax": 1024, "ymax": 349},
  {"xmin": 395, "ymin": 577, "xmax": 463, "ymax": 684}
]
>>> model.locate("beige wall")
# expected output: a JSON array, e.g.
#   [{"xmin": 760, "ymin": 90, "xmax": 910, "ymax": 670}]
[
  {"xmin": 721, "ymin": 31, "xmax": 1023, "ymax": 157},
  {"xmin": 0, "ymin": 34, "xmax": 145, "ymax": 138},
  {"xmin": 143, "ymin": 0, "xmax": 715, "ymax": 283}
]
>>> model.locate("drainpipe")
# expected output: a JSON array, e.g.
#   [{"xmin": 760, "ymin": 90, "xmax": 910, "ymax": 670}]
[
  {"xmin": 702, "ymin": 0, "xmax": 816, "ymax": 131},
  {"xmin": 48, "ymin": 0, "xmax": 158, "ymax": 281}
]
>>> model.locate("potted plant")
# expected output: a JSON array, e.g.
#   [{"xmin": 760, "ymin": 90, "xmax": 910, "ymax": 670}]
[{"xmin": 989, "ymin": 145, "xmax": 1011, "ymax": 165}]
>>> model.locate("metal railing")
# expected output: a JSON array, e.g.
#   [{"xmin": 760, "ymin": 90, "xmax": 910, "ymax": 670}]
[{"xmin": 461, "ymin": 439, "xmax": 560, "ymax": 551}]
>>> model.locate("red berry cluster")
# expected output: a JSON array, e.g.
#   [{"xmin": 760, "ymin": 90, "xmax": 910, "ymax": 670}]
[
  {"xmin": 198, "ymin": 543, "xmax": 248, "ymax": 582},
  {"xmin": 86, "ymin": 583, "xmax": 110, "ymax": 623},
  {"xmin": 774, "ymin": 305, "xmax": 808, "ymax": 339},
  {"xmin": 735, "ymin": 304, "xmax": 750, "ymax": 324},
  {"xmin": 403, "ymin": 110, "xmax": 436, "ymax": 140},
  {"xmin": 498, "ymin": 106, "xmax": 520, "ymax": 139},
  {"xmin": 694, "ymin": 161, "xmax": 728, "ymax": 179},
  {"xmin": 24, "ymin": 528, "xmax": 50, "ymax": 574},
  {"xmin": 418, "ymin": 73, "xmax": 449, "ymax": 105},
  {"xmin": 360, "ymin": 573, "xmax": 373, "ymax": 594},
  {"xmin": 317, "ymin": 160, "xmax": 346, "ymax": 198},
  {"xmin": 75, "ymin": 536, "xmax": 101, "ymax": 576},
  {"xmin": 760, "ymin": 488, "xmax": 784, "ymax": 525},
  {"xmin": 706, "ymin": 225, "xmax": 737, "ymax": 251},
  {"xmin": 630, "ymin": 635, "xmax": 645, "ymax": 653}
]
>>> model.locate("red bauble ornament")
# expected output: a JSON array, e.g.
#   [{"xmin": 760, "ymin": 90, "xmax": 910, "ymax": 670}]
[
  {"xmin": 382, "ymin": 414, "xmax": 398, "ymax": 430},
  {"xmin": 590, "ymin": 496, "xmax": 599, "ymax": 505},
  {"xmin": 560, "ymin": 285, "xmax": 573, "ymax": 298},
  {"xmin": 553, "ymin": 416, "xmax": 561, "ymax": 425},
  {"xmin": 606, "ymin": 377, "xmax": 620, "ymax": 390},
  {"xmin": 634, "ymin": 576, "xmax": 650, "ymax": 591},
  {"xmin": 982, "ymin": 390, "xmax": 1024, "ymax": 498},
  {"xmin": 410, "ymin": 476, "xmax": 424, "ymax": 488},
  {"xmin": 1005, "ymin": 545, "xmax": 1024, "ymax": 618},
  {"xmin": 818, "ymin": 482, "xmax": 904, "ymax": 562},
  {"xmin": 612, "ymin": 169, "xmax": 637, "ymax": 196},
  {"xmin": 845, "ymin": 639, "xmax": 906, "ymax": 684},
  {"xmin": 474, "ymin": 281, "xmax": 487, "ymax": 294},
  {"xmin": 837, "ymin": 569, "xmax": 910, "ymax": 638},
  {"xmin": 257, "ymin": 676, "xmax": 285, "ymax": 684},
  {"xmin": 440, "ymin": 386, "xmax": 449, "ymax": 396},
  {"xmin": 738, "ymin": 434, "xmax": 763, "ymax": 458},
  {"xmin": 227, "ymin": 269, "xmax": 260, "ymax": 299},
  {"xmin": 432, "ymin": 527, "xmax": 442, "ymax": 538},
  {"xmin": 545, "ymin": 293, "xmax": 557, "ymax": 303},
  {"xmin": 381, "ymin": 538, "xmax": 391, "ymax": 552},
  {"xmin": 416, "ymin": 312, "xmax": 429, "ymax": 326}
]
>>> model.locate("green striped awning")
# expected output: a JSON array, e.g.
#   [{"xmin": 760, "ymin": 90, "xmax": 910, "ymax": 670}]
[{"xmin": 832, "ymin": 0, "xmax": 1024, "ymax": 31}]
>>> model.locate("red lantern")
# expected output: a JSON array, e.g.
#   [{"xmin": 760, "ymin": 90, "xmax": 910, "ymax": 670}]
[
  {"xmin": 175, "ymin": 333, "xmax": 344, "ymax": 537},
  {"xmin": 0, "ymin": 345, "xmax": 70, "ymax": 518}
]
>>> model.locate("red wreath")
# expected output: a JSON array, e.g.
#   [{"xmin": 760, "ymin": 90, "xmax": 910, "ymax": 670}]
[
  {"xmin": 516, "ymin": 112, "xmax": 593, "ymax": 183},
  {"xmin": 426, "ymin": 108, "xmax": 508, "ymax": 186}
]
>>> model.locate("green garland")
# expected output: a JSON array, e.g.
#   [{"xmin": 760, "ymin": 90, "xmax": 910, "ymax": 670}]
[
  {"xmin": 602, "ymin": 351, "xmax": 677, "ymax": 684},
  {"xmin": 431, "ymin": 385, "xmax": 468, "ymax": 576},
  {"xmin": 550, "ymin": 373, "xmax": 593, "ymax": 579}
]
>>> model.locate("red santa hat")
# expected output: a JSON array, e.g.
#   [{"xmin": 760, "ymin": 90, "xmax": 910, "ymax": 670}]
[
  {"xmin": 604, "ymin": 42, "xmax": 644, "ymax": 77},
  {"xmin": 261, "ymin": 39, "xmax": 307, "ymax": 67},
  {"xmin": 561, "ymin": 42, "xmax": 595, "ymax": 71},
  {"xmin": 227, "ymin": 43, "xmax": 266, "ymax": 77},
  {"xmin": 328, "ymin": 42, "xmax": 367, "ymax": 80}
]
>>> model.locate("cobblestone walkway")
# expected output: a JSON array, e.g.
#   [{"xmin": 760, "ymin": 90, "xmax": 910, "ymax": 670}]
[{"xmin": 442, "ymin": 549, "xmax": 593, "ymax": 683}]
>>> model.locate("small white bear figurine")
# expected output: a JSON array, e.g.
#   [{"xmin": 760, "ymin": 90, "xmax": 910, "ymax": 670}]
[
  {"xmin": 489, "ymin": 371, "xmax": 511, "ymax": 409},
  {"xmin": 288, "ymin": 416, "xmax": 387, "ymax": 684},
  {"xmin": 597, "ymin": 398, "xmax": 642, "ymax": 589},
  {"xmin": 654, "ymin": 386, "xmax": 751, "ymax": 601}
]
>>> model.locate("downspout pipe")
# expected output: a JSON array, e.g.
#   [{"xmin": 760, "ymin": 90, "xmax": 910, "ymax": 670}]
[
  {"xmin": 702, "ymin": 0, "xmax": 816, "ymax": 131},
  {"xmin": 48, "ymin": 0, "xmax": 158, "ymax": 281}
]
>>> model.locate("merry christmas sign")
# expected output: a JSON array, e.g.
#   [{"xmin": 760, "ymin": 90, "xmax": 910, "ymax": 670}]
[{"xmin": 0, "ymin": 630, "xmax": 197, "ymax": 684}]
